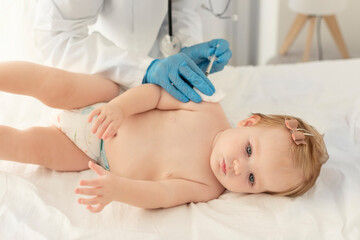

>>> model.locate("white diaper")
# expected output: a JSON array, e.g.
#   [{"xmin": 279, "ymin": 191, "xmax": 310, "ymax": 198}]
[{"xmin": 52, "ymin": 103, "xmax": 105, "ymax": 162}]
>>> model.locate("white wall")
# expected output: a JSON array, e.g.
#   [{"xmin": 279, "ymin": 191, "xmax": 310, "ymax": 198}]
[{"xmin": 255, "ymin": 0, "xmax": 280, "ymax": 65}]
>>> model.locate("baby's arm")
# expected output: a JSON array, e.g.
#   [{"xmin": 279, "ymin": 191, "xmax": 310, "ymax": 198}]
[
  {"xmin": 89, "ymin": 83, "xmax": 199, "ymax": 139},
  {"xmin": 76, "ymin": 162, "xmax": 216, "ymax": 212}
]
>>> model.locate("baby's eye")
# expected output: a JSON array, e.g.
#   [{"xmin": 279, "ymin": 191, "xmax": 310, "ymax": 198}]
[
  {"xmin": 249, "ymin": 173, "xmax": 255, "ymax": 186},
  {"xmin": 246, "ymin": 144, "xmax": 252, "ymax": 157}
]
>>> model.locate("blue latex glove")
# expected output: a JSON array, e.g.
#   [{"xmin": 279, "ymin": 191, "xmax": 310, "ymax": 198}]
[
  {"xmin": 181, "ymin": 39, "xmax": 232, "ymax": 74},
  {"xmin": 143, "ymin": 52, "xmax": 215, "ymax": 103}
]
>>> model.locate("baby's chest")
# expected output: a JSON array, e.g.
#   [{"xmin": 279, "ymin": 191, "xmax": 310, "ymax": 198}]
[
  {"xmin": 106, "ymin": 110, "xmax": 217, "ymax": 178},
  {"xmin": 107, "ymin": 132, "xmax": 212, "ymax": 181}
]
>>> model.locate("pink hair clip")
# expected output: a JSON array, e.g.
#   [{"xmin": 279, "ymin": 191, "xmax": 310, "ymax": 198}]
[{"xmin": 285, "ymin": 119, "xmax": 313, "ymax": 145}]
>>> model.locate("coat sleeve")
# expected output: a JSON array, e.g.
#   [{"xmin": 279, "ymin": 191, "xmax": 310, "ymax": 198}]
[
  {"xmin": 172, "ymin": 0, "xmax": 203, "ymax": 47},
  {"xmin": 33, "ymin": 0, "xmax": 153, "ymax": 89}
]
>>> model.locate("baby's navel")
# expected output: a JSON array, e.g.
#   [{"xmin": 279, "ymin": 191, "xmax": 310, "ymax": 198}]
[{"xmin": 164, "ymin": 172, "xmax": 173, "ymax": 178}]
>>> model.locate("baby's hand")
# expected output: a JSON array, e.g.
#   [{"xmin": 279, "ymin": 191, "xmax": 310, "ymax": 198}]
[
  {"xmin": 88, "ymin": 103, "xmax": 124, "ymax": 139},
  {"xmin": 75, "ymin": 161, "xmax": 119, "ymax": 213}
]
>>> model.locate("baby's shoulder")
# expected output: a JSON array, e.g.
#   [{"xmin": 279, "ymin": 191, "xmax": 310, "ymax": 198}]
[
  {"xmin": 186, "ymin": 171, "xmax": 225, "ymax": 202},
  {"xmin": 197, "ymin": 180, "xmax": 225, "ymax": 202},
  {"xmin": 197, "ymin": 102, "xmax": 229, "ymax": 123},
  {"xmin": 190, "ymin": 101, "xmax": 224, "ymax": 114}
]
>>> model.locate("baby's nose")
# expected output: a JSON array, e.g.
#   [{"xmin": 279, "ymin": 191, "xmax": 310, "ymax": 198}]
[{"xmin": 233, "ymin": 159, "xmax": 241, "ymax": 175}]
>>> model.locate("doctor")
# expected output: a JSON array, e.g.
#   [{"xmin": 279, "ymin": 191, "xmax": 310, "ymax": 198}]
[{"xmin": 34, "ymin": 0, "xmax": 232, "ymax": 103}]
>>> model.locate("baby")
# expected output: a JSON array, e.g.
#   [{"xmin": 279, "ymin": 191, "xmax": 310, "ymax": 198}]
[{"xmin": 0, "ymin": 61, "xmax": 328, "ymax": 212}]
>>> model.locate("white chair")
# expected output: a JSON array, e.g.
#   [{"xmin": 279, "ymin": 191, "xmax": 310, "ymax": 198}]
[{"xmin": 279, "ymin": 0, "xmax": 349, "ymax": 61}]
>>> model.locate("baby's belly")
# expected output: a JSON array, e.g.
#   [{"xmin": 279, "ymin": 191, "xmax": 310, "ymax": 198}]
[
  {"xmin": 104, "ymin": 138, "xmax": 162, "ymax": 180},
  {"xmin": 104, "ymin": 111, "xmax": 183, "ymax": 180}
]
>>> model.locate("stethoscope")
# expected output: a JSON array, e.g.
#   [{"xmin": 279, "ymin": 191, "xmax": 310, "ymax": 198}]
[
  {"xmin": 159, "ymin": 0, "xmax": 235, "ymax": 57},
  {"xmin": 159, "ymin": 0, "xmax": 181, "ymax": 57}
]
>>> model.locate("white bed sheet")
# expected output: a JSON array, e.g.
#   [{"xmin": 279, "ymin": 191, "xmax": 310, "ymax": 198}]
[{"xmin": 1, "ymin": 59, "xmax": 360, "ymax": 239}]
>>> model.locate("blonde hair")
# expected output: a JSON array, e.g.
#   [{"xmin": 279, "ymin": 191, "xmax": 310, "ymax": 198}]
[{"xmin": 253, "ymin": 113, "xmax": 329, "ymax": 197}]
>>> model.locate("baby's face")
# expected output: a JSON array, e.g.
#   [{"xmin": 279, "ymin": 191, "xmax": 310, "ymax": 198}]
[{"xmin": 210, "ymin": 117, "xmax": 303, "ymax": 194}]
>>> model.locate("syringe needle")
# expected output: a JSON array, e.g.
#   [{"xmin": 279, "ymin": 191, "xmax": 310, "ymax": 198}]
[
  {"xmin": 205, "ymin": 55, "xmax": 216, "ymax": 77},
  {"xmin": 205, "ymin": 44, "xmax": 219, "ymax": 77}
]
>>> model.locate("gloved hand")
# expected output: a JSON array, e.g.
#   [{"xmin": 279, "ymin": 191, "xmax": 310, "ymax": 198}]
[
  {"xmin": 181, "ymin": 39, "xmax": 232, "ymax": 74},
  {"xmin": 143, "ymin": 52, "xmax": 215, "ymax": 103}
]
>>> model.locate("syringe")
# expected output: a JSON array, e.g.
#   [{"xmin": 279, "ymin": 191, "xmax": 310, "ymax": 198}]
[{"xmin": 205, "ymin": 44, "xmax": 219, "ymax": 77}]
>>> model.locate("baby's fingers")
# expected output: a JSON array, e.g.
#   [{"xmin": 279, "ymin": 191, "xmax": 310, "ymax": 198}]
[
  {"xmin": 79, "ymin": 178, "xmax": 101, "ymax": 187},
  {"xmin": 96, "ymin": 118, "xmax": 112, "ymax": 139},
  {"xmin": 92, "ymin": 114, "xmax": 106, "ymax": 135},
  {"xmin": 75, "ymin": 187, "xmax": 102, "ymax": 196},
  {"xmin": 102, "ymin": 122, "xmax": 118, "ymax": 140},
  {"xmin": 78, "ymin": 196, "xmax": 100, "ymax": 205},
  {"xmin": 86, "ymin": 203, "xmax": 105, "ymax": 213},
  {"xmin": 88, "ymin": 108, "xmax": 101, "ymax": 123}
]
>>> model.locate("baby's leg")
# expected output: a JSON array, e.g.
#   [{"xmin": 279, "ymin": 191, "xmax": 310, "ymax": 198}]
[
  {"xmin": 0, "ymin": 125, "xmax": 91, "ymax": 171},
  {"xmin": 0, "ymin": 61, "xmax": 120, "ymax": 109}
]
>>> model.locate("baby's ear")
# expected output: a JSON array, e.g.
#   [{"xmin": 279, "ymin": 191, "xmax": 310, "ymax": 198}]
[{"xmin": 237, "ymin": 115, "xmax": 261, "ymax": 127}]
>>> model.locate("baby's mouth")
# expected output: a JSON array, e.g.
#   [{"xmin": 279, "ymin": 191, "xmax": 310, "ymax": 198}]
[{"xmin": 221, "ymin": 159, "xmax": 227, "ymax": 175}]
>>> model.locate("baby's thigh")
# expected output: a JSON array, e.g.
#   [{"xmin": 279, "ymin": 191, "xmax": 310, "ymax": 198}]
[
  {"xmin": 61, "ymin": 73, "xmax": 120, "ymax": 109},
  {"xmin": 21, "ymin": 126, "xmax": 91, "ymax": 171}
]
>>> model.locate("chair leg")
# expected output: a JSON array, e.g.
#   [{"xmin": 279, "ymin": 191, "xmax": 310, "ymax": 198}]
[
  {"xmin": 279, "ymin": 14, "xmax": 308, "ymax": 55},
  {"xmin": 323, "ymin": 15, "xmax": 350, "ymax": 59},
  {"xmin": 302, "ymin": 16, "xmax": 316, "ymax": 62}
]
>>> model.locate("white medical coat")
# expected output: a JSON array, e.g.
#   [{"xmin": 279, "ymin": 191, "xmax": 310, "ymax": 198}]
[{"xmin": 34, "ymin": 0, "xmax": 203, "ymax": 89}]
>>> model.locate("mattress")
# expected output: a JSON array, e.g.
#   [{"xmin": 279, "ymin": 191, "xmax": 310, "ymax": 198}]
[{"xmin": 1, "ymin": 59, "xmax": 360, "ymax": 239}]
